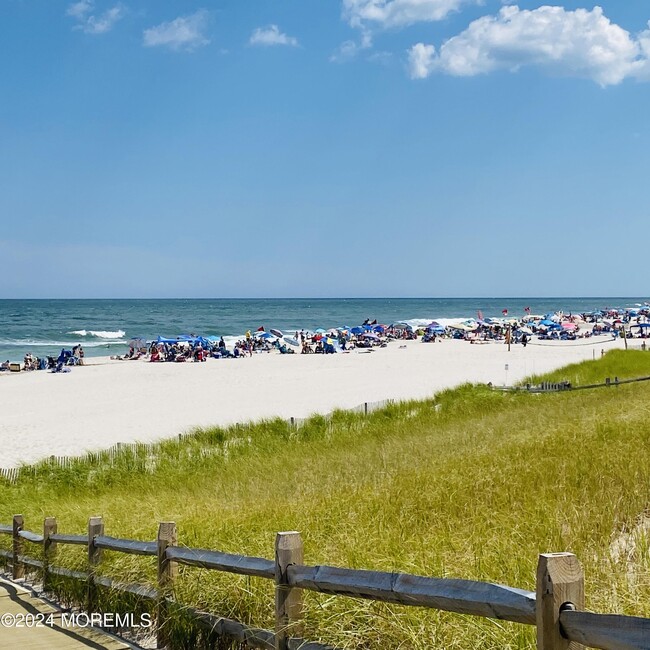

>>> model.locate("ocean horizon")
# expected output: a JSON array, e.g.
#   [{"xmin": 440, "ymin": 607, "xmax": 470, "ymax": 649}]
[{"xmin": 1, "ymin": 297, "xmax": 647, "ymax": 363}]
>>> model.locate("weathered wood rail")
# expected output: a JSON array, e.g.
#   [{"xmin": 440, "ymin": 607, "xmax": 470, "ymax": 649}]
[
  {"xmin": 495, "ymin": 374, "xmax": 650, "ymax": 394},
  {"xmin": 1, "ymin": 516, "xmax": 649, "ymax": 650}
]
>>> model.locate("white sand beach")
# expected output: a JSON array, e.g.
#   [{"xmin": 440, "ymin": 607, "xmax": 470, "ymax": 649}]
[{"xmin": 0, "ymin": 337, "xmax": 628, "ymax": 468}]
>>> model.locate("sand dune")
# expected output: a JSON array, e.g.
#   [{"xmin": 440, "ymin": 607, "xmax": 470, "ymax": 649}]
[{"xmin": 0, "ymin": 337, "xmax": 626, "ymax": 467}]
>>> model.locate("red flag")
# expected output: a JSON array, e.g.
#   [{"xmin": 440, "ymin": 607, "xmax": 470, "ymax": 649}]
[
  {"xmin": 256, "ymin": 326, "xmax": 265, "ymax": 332},
  {"xmin": 502, "ymin": 309, "xmax": 508, "ymax": 316}
]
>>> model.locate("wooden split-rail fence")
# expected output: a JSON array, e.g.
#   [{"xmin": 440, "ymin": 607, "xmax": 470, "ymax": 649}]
[
  {"xmin": 1, "ymin": 516, "xmax": 650, "ymax": 650},
  {"xmin": 0, "ymin": 399, "xmax": 395, "ymax": 485},
  {"xmin": 496, "ymin": 374, "xmax": 650, "ymax": 394}
]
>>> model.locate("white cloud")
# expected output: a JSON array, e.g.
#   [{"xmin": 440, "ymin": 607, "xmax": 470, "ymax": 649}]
[
  {"xmin": 249, "ymin": 25, "xmax": 298, "ymax": 47},
  {"xmin": 408, "ymin": 42, "xmax": 436, "ymax": 78},
  {"xmin": 343, "ymin": 0, "xmax": 477, "ymax": 29},
  {"xmin": 67, "ymin": 1, "xmax": 124, "ymax": 34},
  {"xmin": 67, "ymin": 1, "xmax": 92, "ymax": 19},
  {"xmin": 408, "ymin": 5, "xmax": 650, "ymax": 86},
  {"xmin": 330, "ymin": 29, "xmax": 373, "ymax": 62},
  {"xmin": 143, "ymin": 10, "xmax": 210, "ymax": 51}
]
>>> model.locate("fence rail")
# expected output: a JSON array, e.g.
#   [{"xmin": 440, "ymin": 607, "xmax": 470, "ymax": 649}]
[
  {"xmin": 0, "ymin": 399, "xmax": 395, "ymax": 484},
  {"xmin": 1, "ymin": 515, "xmax": 650, "ymax": 650},
  {"xmin": 495, "ymin": 374, "xmax": 650, "ymax": 394}
]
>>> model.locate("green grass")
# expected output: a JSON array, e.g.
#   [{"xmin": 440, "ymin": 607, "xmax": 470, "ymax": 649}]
[{"xmin": 2, "ymin": 350, "xmax": 650, "ymax": 649}]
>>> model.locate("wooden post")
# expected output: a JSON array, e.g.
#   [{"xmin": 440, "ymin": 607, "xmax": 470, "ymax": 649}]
[
  {"xmin": 536, "ymin": 553, "xmax": 584, "ymax": 650},
  {"xmin": 12, "ymin": 514, "xmax": 24, "ymax": 580},
  {"xmin": 87, "ymin": 516, "xmax": 104, "ymax": 613},
  {"xmin": 275, "ymin": 531, "xmax": 303, "ymax": 650},
  {"xmin": 622, "ymin": 326, "xmax": 628, "ymax": 350},
  {"xmin": 157, "ymin": 522, "xmax": 177, "ymax": 650},
  {"xmin": 43, "ymin": 517, "xmax": 57, "ymax": 591}
]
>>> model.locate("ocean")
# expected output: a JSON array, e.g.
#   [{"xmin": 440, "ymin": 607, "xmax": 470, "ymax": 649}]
[{"xmin": 0, "ymin": 297, "xmax": 646, "ymax": 363}]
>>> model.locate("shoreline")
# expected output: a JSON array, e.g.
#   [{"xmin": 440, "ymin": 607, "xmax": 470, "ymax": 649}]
[{"xmin": 0, "ymin": 336, "xmax": 630, "ymax": 469}]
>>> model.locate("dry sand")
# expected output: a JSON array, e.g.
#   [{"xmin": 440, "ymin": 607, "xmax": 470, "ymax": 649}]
[{"xmin": 0, "ymin": 337, "xmax": 626, "ymax": 467}]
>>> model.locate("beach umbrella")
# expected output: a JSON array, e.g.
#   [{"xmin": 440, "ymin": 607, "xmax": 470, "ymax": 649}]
[
  {"xmin": 362, "ymin": 332, "xmax": 380, "ymax": 340},
  {"xmin": 315, "ymin": 328, "xmax": 326, "ymax": 334},
  {"xmin": 128, "ymin": 337, "xmax": 146, "ymax": 349},
  {"xmin": 259, "ymin": 332, "xmax": 275, "ymax": 340},
  {"xmin": 561, "ymin": 322, "xmax": 577, "ymax": 330},
  {"xmin": 350, "ymin": 326, "xmax": 364, "ymax": 335},
  {"xmin": 518, "ymin": 327, "xmax": 533, "ymax": 335},
  {"xmin": 284, "ymin": 337, "xmax": 300, "ymax": 346},
  {"xmin": 270, "ymin": 329, "xmax": 283, "ymax": 338}
]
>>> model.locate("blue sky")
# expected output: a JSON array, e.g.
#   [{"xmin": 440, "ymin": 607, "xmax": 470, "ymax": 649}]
[{"xmin": 2, "ymin": 1, "xmax": 649, "ymax": 298}]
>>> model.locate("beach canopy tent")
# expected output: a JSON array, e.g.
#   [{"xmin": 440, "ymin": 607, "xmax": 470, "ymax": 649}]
[
  {"xmin": 156, "ymin": 335, "xmax": 210, "ymax": 346},
  {"xmin": 448, "ymin": 323, "xmax": 472, "ymax": 331},
  {"xmin": 426, "ymin": 321, "xmax": 445, "ymax": 334}
]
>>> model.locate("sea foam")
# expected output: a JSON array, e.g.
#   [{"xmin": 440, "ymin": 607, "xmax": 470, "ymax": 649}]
[{"xmin": 69, "ymin": 330, "xmax": 126, "ymax": 339}]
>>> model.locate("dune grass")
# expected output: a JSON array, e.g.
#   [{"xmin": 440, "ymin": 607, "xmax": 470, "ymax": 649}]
[{"xmin": 1, "ymin": 350, "xmax": 650, "ymax": 648}]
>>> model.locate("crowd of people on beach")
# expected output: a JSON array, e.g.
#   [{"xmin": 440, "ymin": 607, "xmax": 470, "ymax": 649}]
[
  {"xmin": 3, "ymin": 306, "xmax": 649, "ymax": 372},
  {"xmin": 1, "ymin": 345, "xmax": 85, "ymax": 373}
]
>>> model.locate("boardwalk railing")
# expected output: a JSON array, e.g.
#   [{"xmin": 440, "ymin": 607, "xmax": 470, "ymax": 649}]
[{"xmin": 1, "ymin": 516, "xmax": 650, "ymax": 650}]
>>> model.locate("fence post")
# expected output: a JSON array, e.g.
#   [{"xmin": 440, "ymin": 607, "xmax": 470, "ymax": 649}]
[
  {"xmin": 43, "ymin": 517, "xmax": 57, "ymax": 591},
  {"xmin": 275, "ymin": 531, "xmax": 303, "ymax": 650},
  {"xmin": 536, "ymin": 553, "xmax": 584, "ymax": 650},
  {"xmin": 12, "ymin": 514, "xmax": 24, "ymax": 580},
  {"xmin": 87, "ymin": 516, "xmax": 104, "ymax": 613},
  {"xmin": 157, "ymin": 522, "xmax": 177, "ymax": 650}
]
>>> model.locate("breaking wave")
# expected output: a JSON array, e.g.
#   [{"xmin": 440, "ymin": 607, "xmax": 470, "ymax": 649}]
[{"xmin": 69, "ymin": 329, "xmax": 126, "ymax": 339}]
